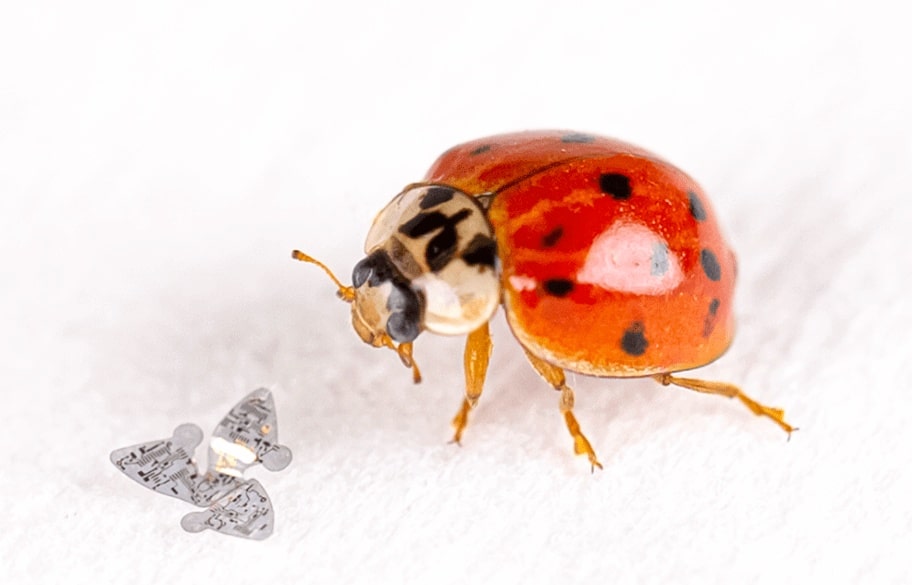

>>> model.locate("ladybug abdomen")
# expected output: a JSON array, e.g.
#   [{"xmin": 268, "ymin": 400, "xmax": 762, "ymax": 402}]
[{"xmin": 427, "ymin": 131, "xmax": 736, "ymax": 377}]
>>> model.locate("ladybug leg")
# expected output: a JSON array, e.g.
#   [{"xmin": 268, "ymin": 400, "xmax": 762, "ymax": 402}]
[
  {"xmin": 451, "ymin": 322, "xmax": 493, "ymax": 444},
  {"xmin": 653, "ymin": 374, "xmax": 795, "ymax": 437},
  {"xmin": 524, "ymin": 351, "xmax": 603, "ymax": 471}
]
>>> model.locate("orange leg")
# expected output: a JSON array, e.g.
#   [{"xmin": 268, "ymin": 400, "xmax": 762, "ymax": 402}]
[
  {"xmin": 524, "ymin": 351, "xmax": 602, "ymax": 471},
  {"xmin": 653, "ymin": 373, "xmax": 795, "ymax": 436},
  {"xmin": 451, "ymin": 323, "xmax": 493, "ymax": 444}
]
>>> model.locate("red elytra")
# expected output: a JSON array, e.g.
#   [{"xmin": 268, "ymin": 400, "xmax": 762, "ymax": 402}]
[
  {"xmin": 425, "ymin": 131, "xmax": 735, "ymax": 377},
  {"xmin": 294, "ymin": 130, "xmax": 793, "ymax": 470}
]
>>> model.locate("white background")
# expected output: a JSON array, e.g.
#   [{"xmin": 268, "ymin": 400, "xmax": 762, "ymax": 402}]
[{"xmin": 2, "ymin": 0, "xmax": 910, "ymax": 583}]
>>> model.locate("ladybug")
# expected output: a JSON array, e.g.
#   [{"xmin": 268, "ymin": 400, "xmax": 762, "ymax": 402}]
[{"xmin": 293, "ymin": 130, "xmax": 793, "ymax": 469}]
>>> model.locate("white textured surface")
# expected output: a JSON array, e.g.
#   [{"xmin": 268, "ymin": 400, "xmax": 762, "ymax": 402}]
[{"xmin": 3, "ymin": 1, "xmax": 910, "ymax": 583}]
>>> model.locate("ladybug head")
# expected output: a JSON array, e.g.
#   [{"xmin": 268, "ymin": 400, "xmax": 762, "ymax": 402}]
[
  {"xmin": 349, "ymin": 249, "xmax": 424, "ymax": 346},
  {"xmin": 291, "ymin": 249, "xmax": 423, "ymax": 383},
  {"xmin": 291, "ymin": 184, "xmax": 500, "ymax": 384}
]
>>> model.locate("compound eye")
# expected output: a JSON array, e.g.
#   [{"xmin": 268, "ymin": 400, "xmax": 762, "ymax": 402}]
[
  {"xmin": 386, "ymin": 312, "xmax": 420, "ymax": 343},
  {"xmin": 352, "ymin": 257, "xmax": 373, "ymax": 288},
  {"xmin": 385, "ymin": 284, "xmax": 422, "ymax": 342}
]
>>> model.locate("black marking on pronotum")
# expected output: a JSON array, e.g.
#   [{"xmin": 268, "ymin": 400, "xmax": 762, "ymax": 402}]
[
  {"xmin": 688, "ymin": 191, "xmax": 707, "ymax": 221},
  {"xmin": 620, "ymin": 322, "xmax": 648, "ymax": 356},
  {"xmin": 399, "ymin": 209, "xmax": 468, "ymax": 238},
  {"xmin": 462, "ymin": 234, "xmax": 497, "ymax": 268},
  {"xmin": 599, "ymin": 173, "xmax": 632, "ymax": 200},
  {"xmin": 541, "ymin": 226, "xmax": 564, "ymax": 248},
  {"xmin": 543, "ymin": 278, "xmax": 574, "ymax": 297},
  {"xmin": 700, "ymin": 249, "xmax": 721, "ymax": 281},
  {"xmin": 561, "ymin": 133, "xmax": 595, "ymax": 144},
  {"xmin": 398, "ymin": 208, "xmax": 473, "ymax": 272},
  {"xmin": 419, "ymin": 186, "xmax": 456, "ymax": 209},
  {"xmin": 470, "ymin": 144, "xmax": 492, "ymax": 156},
  {"xmin": 702, "ymin": 298, "xmax": 721, "ymax": 337}
]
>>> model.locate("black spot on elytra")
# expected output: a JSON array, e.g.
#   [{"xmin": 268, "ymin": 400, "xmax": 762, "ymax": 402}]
[
  {"xmin": 419, "ymin": 186, "xmax": 455, "ymax": 209},
  {"xmin": 708, "ymin": 298, "xmax": 720, "ymax": 315},
  {"xmin": 599, "ymin": 173, "xmax": 632, "ymax": 200},
  {"xmin": 701, "ymin": 249, "xmax": 721, "ymax": 281},
  {"xmin": 470, "ymin": 144, "xmax": 492, "ymax": 156},
  {"xmin": 688, "ymin": 191, "xmax": 707, "ymax": 221},
  {"xmin": 702, "ymin": 298, "xmax": 721, "ymax": 337},
  {"xmin": 620, "ymin": 322, "xmax": 648, "ymax": 356},
  {"xmin": 543, "ymin": 279, "xmax": 574, "ymax": 297},
  {"xmin": 462, "ymin": 234, "xmax": 497, "ymax": 268},
  {"xmin": 541, "ymin": 226, "xmax": 564, "ymax": 248},
  {"xmin": 561, "ymin": 133, "xmax": 595, "ymax": 143},
  {"xmin": 399, "ymin": 208, "xmax": 472, "ymax": 272}
]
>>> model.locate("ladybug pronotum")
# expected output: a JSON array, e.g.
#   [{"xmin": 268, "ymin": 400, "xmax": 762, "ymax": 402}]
[{"xmin": 294, "ymin": 130, "xmax": 793, "ymax": 469}]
